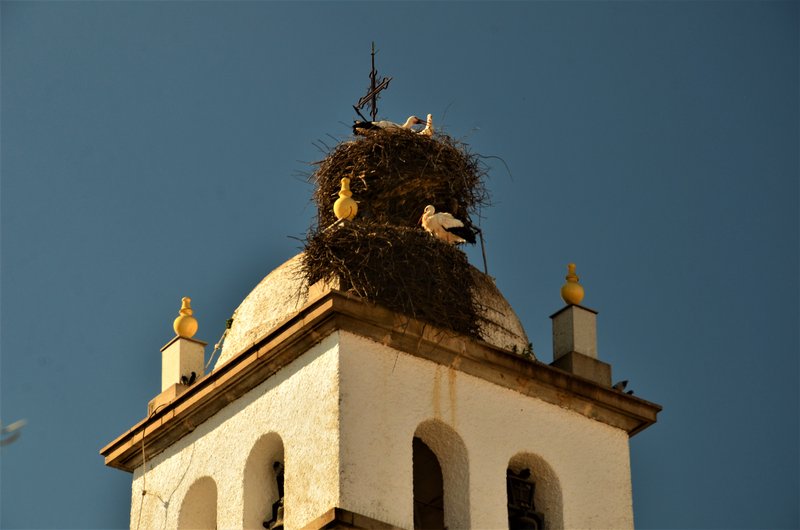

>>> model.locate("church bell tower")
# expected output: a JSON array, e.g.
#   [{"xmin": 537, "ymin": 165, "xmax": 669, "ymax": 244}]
[{"xmin": 101, "ymin": 108, "xmax": 660, "ymax": 529}]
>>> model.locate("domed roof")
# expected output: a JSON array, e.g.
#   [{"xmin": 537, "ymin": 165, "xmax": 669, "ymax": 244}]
[{"xmin": 215, "ymin": 253, "xmax": 530, "ymax": 369}]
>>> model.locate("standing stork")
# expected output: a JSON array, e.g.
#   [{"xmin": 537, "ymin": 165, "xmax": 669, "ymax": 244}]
[{"xmin": 420, "ymin": 205, "xmax": 477, "ymax": 244}]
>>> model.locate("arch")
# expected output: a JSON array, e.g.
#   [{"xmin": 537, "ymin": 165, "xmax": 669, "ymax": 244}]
[
  {"xmin": 413, "ymin": 437, "xmax": 444, "ymax": 529},
  {"xmin": 507, "ymin": 452, "xmax": 563, "ymax": 530},
  {"xmin": 242, "ymin": 432, "xmax": 285, "ymax": 529},
  {"xmin": 413, "ymin": 419, "xmax": 470, "ymax": 529},
  {"xmin": 178, "ymin": 476, "xmax": 217, "ymax": 529}
]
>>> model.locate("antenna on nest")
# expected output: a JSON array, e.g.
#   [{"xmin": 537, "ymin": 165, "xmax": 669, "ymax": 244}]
[{"xmin": 353, "ymin": 42, "xmax": 392, "ymax": 122}]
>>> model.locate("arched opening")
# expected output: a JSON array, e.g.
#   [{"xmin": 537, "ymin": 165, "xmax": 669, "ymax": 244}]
[
  {"xmin": 507, "ymin": 452, "xmax": 563, "ymax": 530},
  {"xmin": 242, "ymin": 432, "xmax": 285, "ymax": 530},
  {"xmin": 413, "ymin": 419, "xmax": 470, "ymax": 529},
  {"xmin": 413, "ymin": 437, "xmax": 445, "ymax": 529},
  {"xmin": 178, "ymin": 476, "xmax": 217, "ymax": 529}
]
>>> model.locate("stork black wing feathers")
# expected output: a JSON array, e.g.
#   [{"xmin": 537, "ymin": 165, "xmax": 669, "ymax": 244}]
[{"xmin": 446, "ymin": 225, "xmax": 477, "ymax": 244}]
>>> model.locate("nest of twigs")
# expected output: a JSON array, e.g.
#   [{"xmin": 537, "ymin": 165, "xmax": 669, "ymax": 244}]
[
  {"xmin": 301, "ymin": 128, "xmax": 489, "ymax": 338},
  {"xmin": 312, "ymin": 128, "xmax": 489, "ymax": 229},
  {"xmin": 303, "ymin": 220, "xmax": 480, "ymax": 338}
]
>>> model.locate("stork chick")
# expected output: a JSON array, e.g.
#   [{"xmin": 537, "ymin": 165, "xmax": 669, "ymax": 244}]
[
  {"xmin": 419, "ymin": 114, "xmax": 434, "ymax": 136},
  {"xmin": 353, "ymin": 115, "xmax": 424, "ymax": 135}
]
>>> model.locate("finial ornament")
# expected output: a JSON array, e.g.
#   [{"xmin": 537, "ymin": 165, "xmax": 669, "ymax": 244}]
[
  {"xmin": 560, "ymin": 263, "xmax": 585, "ymax": 305},
  {"xmin": 333, "ymin": 177, "xmax": 358, "ymax": 221},
  {"xmin": 173, "ymin": 297, "xmax": 199, "ymax": 338}
]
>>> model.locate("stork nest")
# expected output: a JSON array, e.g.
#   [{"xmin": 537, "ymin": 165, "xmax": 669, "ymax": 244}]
[
  {"xmin": 311, "ymin": 128, "xmax": 490, "ymax": 229},
  {"xmin": 302, "ymin": 220, "xmax": 481, "ymax": 338}
]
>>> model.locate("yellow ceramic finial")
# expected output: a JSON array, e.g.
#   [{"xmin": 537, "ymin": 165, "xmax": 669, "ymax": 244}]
[
  {"xmin": 173, "ymin": 297, "xmax": 199, "ymax": 338},
  {"xmin": 333, "ymin": 177, "xmax": 358, "ymax": 221},
  {"xmin": 560, "ymin": 263, "xmax": 585, "ymax": 305}
]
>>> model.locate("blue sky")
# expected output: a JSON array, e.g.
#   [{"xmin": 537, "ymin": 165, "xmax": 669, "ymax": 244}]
[{"xmin": 1, "ymin": 2, "xmax": 797, "ymax": 529}]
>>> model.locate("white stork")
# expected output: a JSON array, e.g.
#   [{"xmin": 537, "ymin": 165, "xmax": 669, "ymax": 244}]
[
  {"xmin": 353, "ymin": 115, "xmax": 424, "ymax": 135},
  {"xmin": 418, "ymin": 114, "xmax": 434, "ymax": 136},
  {"xmin": 421, "ymin": 205, "xmax": 476, "ymax": 244}
]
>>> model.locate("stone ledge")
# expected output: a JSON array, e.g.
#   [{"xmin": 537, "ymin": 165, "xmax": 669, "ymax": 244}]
[
  {"xmin": 147, "ymin": 383, "xmax": 192, "ymax": 416},
  {"xmin": 301, "ymin": 507, "xmax": 403, "ymax": 530},
  {"xmin": 550, "ymin": 351, "xmax": 612, "ymax": 386},
  {"xmin": 100, "ymin": 290, "xmax": 662, "ymax": 472}
]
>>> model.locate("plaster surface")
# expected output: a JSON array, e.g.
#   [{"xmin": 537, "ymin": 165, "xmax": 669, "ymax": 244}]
[
  {"xmin": 218, "ymin": 254, "xmax": 308, "ymax": 366},
  {"xmin": 126, "ymin": 328, "xmax": 635, "ymax": 530},
  {"xmin": 161, "ymin": 337, "xmax": 205, "ymax": 392},
  {"xmin": 129, "ymin": 333, "xmax": 341, "ymax": 530},
  {"xmin": 337, "ymin": 331, "xmax": 634, "ymax": 530},
  {"xmin": 552, "ymin": 305, "xmax": 598, "ymax": 359},
  {"xmin": 470, "ymin": 269, "xmax": 531, "ymax": 353}
]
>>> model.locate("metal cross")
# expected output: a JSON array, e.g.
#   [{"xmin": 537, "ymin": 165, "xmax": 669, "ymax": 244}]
[{"xmin": 354, "ymin": 42, "xmax": 392, "ymax": 122}]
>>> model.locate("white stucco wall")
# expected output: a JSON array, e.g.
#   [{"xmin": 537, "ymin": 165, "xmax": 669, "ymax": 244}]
[
  {"xmin": 129, "ymin": 333, "xmax": 341, "ymax": 530},
  {"xmin": 129, "ymin": 330, "xmax": 633, "ymax": 530},
  {"xmin": 337, "ymin": 331, "xmax": 634, "ymax": 530}
]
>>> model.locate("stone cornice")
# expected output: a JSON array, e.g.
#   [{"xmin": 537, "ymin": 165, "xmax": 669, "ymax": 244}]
[
  {"xmin": 100, "ymin": 290, "xmax": 661, "ymax": 472},
  {"xmin": 301, "ymin": 507, "xmax": 403, "ymax": 530}
]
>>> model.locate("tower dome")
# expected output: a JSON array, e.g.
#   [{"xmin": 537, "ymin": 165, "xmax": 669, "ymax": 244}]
[
  {"xmin": 215, "ymin": 252, "xmax": 530, "ymax": 369},
  {"xmin": 215, "ymin": 127, "xmax": 531, "ymax": 369}
]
